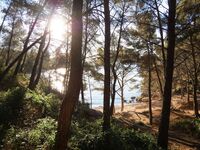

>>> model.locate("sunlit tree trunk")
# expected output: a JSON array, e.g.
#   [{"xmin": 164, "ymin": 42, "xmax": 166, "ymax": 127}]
[
  {"xmin": 54, "ymin": 0, "xmax": 83, "ymax": 149},
  {"xmin": 157, "ymin": 0, "xmax": 176, "ymax": 149}
]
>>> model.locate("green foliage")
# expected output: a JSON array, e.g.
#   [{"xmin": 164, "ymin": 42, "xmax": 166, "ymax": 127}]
[
  {"xmin": 25, "ymin": 89, "xmax": 60, "ymax": 118},
  {"xmin": 4, "ymin": 117, "xmax": 57, "ymax": 149},
  {"xmin": 69, "ymin": 119, "xmax": 160, "ymax": 150},
  {"xmin": 172, "ymin": 119, "xmax": 200, "ymax": 138},
  {"xmin": 0, "ymin": 87, "xmax": 25, "ymax": 123}
]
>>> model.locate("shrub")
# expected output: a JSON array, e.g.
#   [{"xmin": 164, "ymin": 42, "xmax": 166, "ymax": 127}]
[
  {"xmin": 172, "ymin": 118, "xmax": 200, "ymax": 138},
  {"xmin": 69, "ymin": 119, "xmax": 160, "ymax": 150},
  {"xmin": 25, "ymin": 89, "xmax": 60, "ymax": 118},
  {"xmin": 0, "ymin": 87, "xmax": 25, "ymax": 123},
  {"xmin": 4, "ymin": 117, "xmax": 57, "ymax": 149}
]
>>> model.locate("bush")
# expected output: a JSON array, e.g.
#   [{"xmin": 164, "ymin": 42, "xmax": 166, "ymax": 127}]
[
  {"xmin": 69, "ymin": 119, "xmax": 160, "ymax": 150},
  {"xmin": 4, "ymin": 117, "xmax": 57, "ymax": 149},
  {"xmin": 0, "ymin": 87, "xmax": 25, "ymax": 123},
  {"xmin": 25, "ymin": 89, "xmax": 60, "ymax": 118},
  {"xmin": 172, "ymin": 118, "xmax": 200, "ymax": 138}
]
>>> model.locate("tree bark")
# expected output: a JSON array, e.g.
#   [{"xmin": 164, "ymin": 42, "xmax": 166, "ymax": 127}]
[
  {"xmin": 190, "ymin": 35, "xmax": 199, "ymax": 117},
  {"xmin": 157, "ymin": 0, "xmax": 176, "ymax": 149},
  {"xmin": 147, "ymin": 43, "xmax": 152, "ymax": 125},
  {"xmin": 103, "ymin": 0, "xmax": 111, "ymax": 132},
  {"xmin": 54, "ymin": 0, "xmax": 83, "ymax": 149}
]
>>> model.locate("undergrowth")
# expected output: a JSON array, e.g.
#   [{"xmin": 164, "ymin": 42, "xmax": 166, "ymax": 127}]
[{"xmin": 171, "ymin": 118, "xmax": 200, "ymax": 138}]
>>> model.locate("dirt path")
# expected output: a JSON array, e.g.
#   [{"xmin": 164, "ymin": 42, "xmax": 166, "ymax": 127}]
[{"xmin": 95, "ymin": 95, "xmax": 200, "ymax": 150}]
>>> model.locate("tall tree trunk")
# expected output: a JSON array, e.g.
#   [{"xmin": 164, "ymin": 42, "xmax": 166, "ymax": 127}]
[
  {"xmin": 190, "ymin": 36, "xmax": 199, "ymax": 117},
  {"xmin": 88, "ymin": 75, "xmax": 93, "ymax": 108},
  {"xmin": 34, "ymin": 35, "xmax": 51, "ymax": 88},
  {"xmin": 157, "ymin": 0, "xmax": 176, "ymax": 149},
  {"xmin": 120, "ymin": 74, "xmax": 125, "ymax": 112},
  {"xmin": 103, "ymin": 0, "xmax": 111, "ymax": 132},
  {"xmin": 54, "ymin": 0, "xmax": 83, "ymax": 149},
  {"xmin": 147, "ymin": 43, "xmax": 153, "ymax": 125},
  {"xmin": 110, "ymin": 3, "xmax": 125, "ymax": 115},
  {"xmin": 187, "ymin": 74, "xmax": 190, "ymax": 103},
  {"xmin": 80, "ymin": 0, "xmax": 90, "ymax": 104}
]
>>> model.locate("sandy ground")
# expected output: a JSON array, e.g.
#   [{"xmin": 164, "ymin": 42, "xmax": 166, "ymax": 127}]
[{"xmin": 94, "ymin": 95, "xmax": 200, "ymax": 150}]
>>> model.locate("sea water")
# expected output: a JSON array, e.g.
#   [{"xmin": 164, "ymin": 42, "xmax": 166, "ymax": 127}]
[{"xmin": 44, "ymin": 68, "xmax": 141, "ymax": 108}]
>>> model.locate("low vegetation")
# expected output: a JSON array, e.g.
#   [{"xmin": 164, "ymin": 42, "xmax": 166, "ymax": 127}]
[
  {"xmin": 172, "ymin": 119, "xmax": 200, "ymax": 138},
  {"xmin": 0, "ymin": 85, "xmax": 160, "ymax": 150}
]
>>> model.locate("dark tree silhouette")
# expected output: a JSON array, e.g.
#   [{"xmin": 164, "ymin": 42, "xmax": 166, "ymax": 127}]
[{"xmin": 157, "ymin": 0, "xmax": 176, "ymax": 149}]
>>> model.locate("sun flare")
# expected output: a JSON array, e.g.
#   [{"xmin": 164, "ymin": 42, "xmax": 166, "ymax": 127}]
[{"xmin": 49, "ymin": 15, "xmax": 67, "ymax": 41}]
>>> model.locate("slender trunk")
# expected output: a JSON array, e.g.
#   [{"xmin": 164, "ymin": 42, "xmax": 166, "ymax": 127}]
[
  {"xmin": 20, "ymin": 53, "xmax": 27, "ymax": 72},
  {"xmin": 154, "ymin": 0, "xmax": 166, "ymax": 73},
  {"xmin": 54, "ymin": 1, "xmax": 83, "ymax": 149},
  {"xmin": 81, "ymin": 79, "xmax": 85, "ymax": 104},
  {"xmin": 110, "ymin": 4, "xmax": 125, "ymax": 115},
  {"xmin": 0, "ymin": 37, "xmax": 42, "ymax": 83},
  {"xmin": 121, "ymin": 75, "xmax": 124, "ymax": 112},
  {"xmin": 33, "ymin": 34, "xmax": 51, "ymax": 88},
  {"xmin": 80, "ymin": 0, "xmax": 90, "ymax": 104},
  {"xmin": 13, "ymin": 1, "xmax": 47, "ymax": 77},
  {"xmin": 157, "ymin": 0, "xmax": 176, "ymax": 149},
  {"xmin": 154, "ymin": 61, "xmax": 164, "ymax": 97},
  {"xmin": 29, "ymin": 34, "xmax": 46, "ymax": 89},
  {"xmin": 190, "ymin": 36, "xmax": 199, "ymax": 117},
  {"xmin": 88, "ymin": 76, "xmax": 93, "ymax": 108},
  {"xmin": 147, "ymin": 43, "xmax": 152, "ymax": 125},
  {"xmin": 63, "ymin": 35, "xmax": 70, "ymax": 93},
  {"xmin": 6, "ymin": 13, "xmax": 16, "ymax": 66},
  {"xmin": 187, "ymin": 75, "xmax": 190, "ymax": 103},
  {"xmin": 103, "ymin": 0, "xmax": 111, "ymax": 132}
]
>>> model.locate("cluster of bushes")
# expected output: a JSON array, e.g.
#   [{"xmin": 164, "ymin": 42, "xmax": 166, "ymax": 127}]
[
  {"xmin": 25, "ymin": 89, "xmax": 60, "ymax": 118},
  {"xmin": 69, "ymin": 119, "xmax": 160, "ymax": 150},
  {"xmin": 3, "ymin": 117, "xmax": 57, "ymax": 149},
  {"xmin": 0, "ymin": 87, "xmax": 25, "ymax": 123},
  {"xmin": 171, "ymin": 118, "xmax": 200, "ymax": 138},
  {"xmin": 4, "ymin": 118, "xmax": 159, "ymax": 150},
  {"xmin": 0, "ymin": 86, "xmax": 60, "ymax": 148},
  {"xmin": 0, "ymin": 86, "xmax": 160, "ymax": 150}
]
